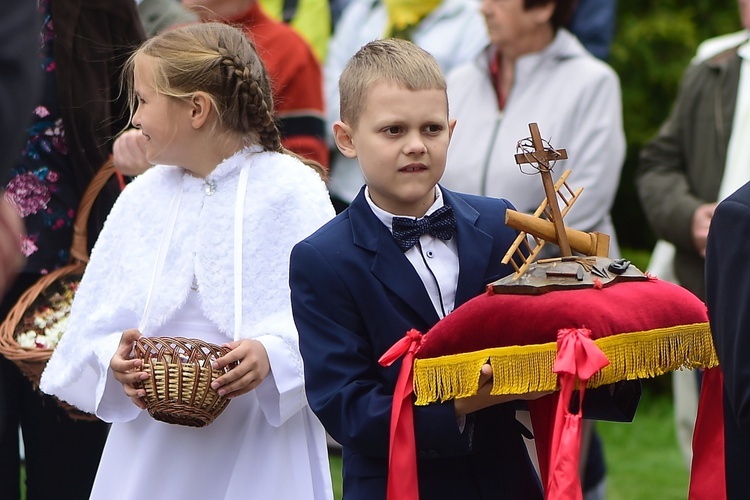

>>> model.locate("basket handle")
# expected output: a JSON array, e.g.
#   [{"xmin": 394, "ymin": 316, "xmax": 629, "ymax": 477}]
[{"xmin": 69, "ymin": 158, "xmax": 117, "ymax": 263}]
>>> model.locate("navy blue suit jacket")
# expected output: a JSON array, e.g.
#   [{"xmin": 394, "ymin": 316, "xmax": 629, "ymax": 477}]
[
  {"xmin": 290, "ymin": 187, "xmax": 543, "ymax": 499},
  {"xmin": 706, "ymin": 180, "xmax": 750, "ymax": 499}
]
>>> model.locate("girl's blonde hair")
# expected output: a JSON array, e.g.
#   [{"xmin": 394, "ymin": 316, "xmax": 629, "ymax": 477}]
[
  {"xmin": 338, "ymin": 38, "xmax": 447, "ymax": 128},
  {"xmin": 123, "ymin": 22, "xmax": 325, "ymax": 178}
]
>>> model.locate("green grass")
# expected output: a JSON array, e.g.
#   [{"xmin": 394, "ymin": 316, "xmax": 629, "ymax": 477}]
[
  {"xmin": 330, "ymin": 454, "xmax": 343, "ymax": 499},
  {"xmin": 598, "ymin": 380, "xmax": 689, "ymax": 499},
  {"xmin": 328, "ymin": 380, "xmax": 688, "ymax": 500},
  {"xmin": 621, "ymin": 247, "xmax": 652, "ymax": 274}
]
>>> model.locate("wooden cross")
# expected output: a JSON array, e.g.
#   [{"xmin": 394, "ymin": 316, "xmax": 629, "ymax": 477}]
[{"xmin": 514, "ymin": 123, "xmax": 571, "ymax": 256}]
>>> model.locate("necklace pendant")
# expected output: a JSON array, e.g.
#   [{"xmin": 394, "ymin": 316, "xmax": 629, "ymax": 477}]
[{"xmin": 204, "ymin": 179, "xmax": 217, "ymax": 196}]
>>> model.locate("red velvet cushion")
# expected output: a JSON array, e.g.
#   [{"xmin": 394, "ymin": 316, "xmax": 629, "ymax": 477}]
[
  {"xmin": 411, "ymin": 277, "xmax": 716, "ymax": 405},
  {"xmin": 418, "ymin": 278, "xmax": 708, "ymax": 358}
]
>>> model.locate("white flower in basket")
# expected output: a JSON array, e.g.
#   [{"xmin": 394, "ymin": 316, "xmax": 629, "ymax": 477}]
[{"xmin": 15, "ymin": 280, "xmax": 77, "ymax": 350}]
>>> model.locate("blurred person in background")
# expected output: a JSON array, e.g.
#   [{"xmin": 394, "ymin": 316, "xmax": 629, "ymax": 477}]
[
  {"xmin": 567, "ymin": 0, "xmax": 616, "ymax": 61},
  {"xmin": 637, "ymin": 0, "xmax": 750, "ymax": 470},
  {"xmin": 259, "ymin": 0, "xmax": 331, "ymax": 61},
  {"xmin": 136, "ymin": 0, "xmax": 199, "ymax": 36},
  {"xmin": 0, "ymin": 0, "xmax": 41, "ymax": 299}
]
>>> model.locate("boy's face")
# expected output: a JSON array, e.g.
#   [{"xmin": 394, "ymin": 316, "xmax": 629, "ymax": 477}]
[{"xmin": 334, "ymin": 81, "xmax": 455, "ymax": 217}]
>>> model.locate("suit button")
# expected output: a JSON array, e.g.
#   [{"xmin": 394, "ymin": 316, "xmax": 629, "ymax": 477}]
[{"xmin": 426, "ymin": 250, "xmax": 434, "ymax": 258}]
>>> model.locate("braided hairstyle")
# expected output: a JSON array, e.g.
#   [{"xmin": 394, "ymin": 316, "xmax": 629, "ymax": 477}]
[{"xmin": 124, "ymin": 22, "xmax": 325, "ymax": 178}]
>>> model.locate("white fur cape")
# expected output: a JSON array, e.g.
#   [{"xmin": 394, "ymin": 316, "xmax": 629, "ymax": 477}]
[{"xmin": 40, "ymin": 148, "xmax": 335, "ymax": 420}]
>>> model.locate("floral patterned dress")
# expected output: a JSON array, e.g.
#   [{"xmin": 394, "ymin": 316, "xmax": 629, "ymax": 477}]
[{"xmin": 2, "ymin": 0, "xmax": 78, "ymax": 274}]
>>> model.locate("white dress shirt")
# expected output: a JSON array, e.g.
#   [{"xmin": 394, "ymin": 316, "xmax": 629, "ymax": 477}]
[{"xmin": 366, "ymin": 186, "xmax": 459, "ymax": 319}]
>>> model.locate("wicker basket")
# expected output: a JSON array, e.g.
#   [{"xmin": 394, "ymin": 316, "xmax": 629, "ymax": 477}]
[
  {"xmin": 0, "ymin": 160, "xmax": 116, "ymax": 419},
  {"xmin": 0, "ymin": 263, "xmax": 85, "ymax": 385},
  {"xmin": 133, "ymin": 336, "xmax": 239, "ymax": 428}
]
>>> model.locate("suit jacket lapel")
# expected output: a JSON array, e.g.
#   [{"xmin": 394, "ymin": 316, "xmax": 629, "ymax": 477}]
[
  {"xmin": 349, "ymin": 190, "xmax": 440, "ymax": 328},
  {"xmin": 444, "ymin": 189, "xmax": 495, "ymax": 307}
]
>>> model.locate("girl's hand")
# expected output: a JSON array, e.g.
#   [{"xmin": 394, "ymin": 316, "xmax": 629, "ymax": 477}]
[
  {"xmin": 453, "ymin": 363, "xmax": 551, "ymax": 417},
  {"xmin": 210, "ymin": 339, "xmax": 270, "ymax": 399},
  {"xmin": 110, "ymin": 329, "xmax": 149, "ymax": 409}
]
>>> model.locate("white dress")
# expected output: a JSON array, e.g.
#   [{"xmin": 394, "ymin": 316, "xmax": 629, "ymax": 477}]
[
  {"xmin": 39, "ymin": 147, "xmax": 336, "ymax": 499},
  {"xmin": 89, "ymin": 290, "xmax": 331, "ymax": 499}
]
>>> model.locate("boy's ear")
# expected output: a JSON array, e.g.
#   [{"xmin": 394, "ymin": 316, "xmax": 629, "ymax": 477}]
[
  {"xmin": 332, "ymin": 121, "xmax": 357, "ymax": 159},
  {"xmin": 189, "ymin": 92, "xmax": 212, "ymax": 129},
  {"xmin": 448, "ymin": 118, "xmax": 457, "ymax": 140}
]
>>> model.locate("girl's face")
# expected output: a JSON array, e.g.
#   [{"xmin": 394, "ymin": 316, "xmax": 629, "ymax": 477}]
[{"xmin": 131, "ymin": 55, "xmax": 194, "ymax": 168}]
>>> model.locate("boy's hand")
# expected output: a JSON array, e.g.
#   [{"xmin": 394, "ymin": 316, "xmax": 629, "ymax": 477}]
[
  {"xmin": 211, "ymin": 339, "xmax": 270, "ymax": 399},
  {"xmin": 454, "ymin": 363, "xmax": 550, "ymax": 417},
  {"xmin": 110, "ymin": 328, "xmax": 149, "ymax": 409}
]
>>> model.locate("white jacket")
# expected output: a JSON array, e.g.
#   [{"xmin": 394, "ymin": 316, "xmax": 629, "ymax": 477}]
[
  {"xmin": 443, "ymin": 29, "xmax": 625, "ymax": 257},
  {"xmin": 41, "ymin": 148, "xmax": 335, "ymax": 419}
]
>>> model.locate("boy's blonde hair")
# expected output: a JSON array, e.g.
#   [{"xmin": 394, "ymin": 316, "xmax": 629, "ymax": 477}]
[
  {"xmin": 123, "ymin": 22, "xmax": 325, "ymax": 177},
  {"xmin": 338, "ymin": 38, "xmax": 447, "ymax": 127}
]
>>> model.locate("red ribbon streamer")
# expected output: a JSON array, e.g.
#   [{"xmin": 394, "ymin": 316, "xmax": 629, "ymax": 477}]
[
  {"xmin": 378, "ymin": 329, "xmax": 424, "ymax": 500},
  {"xmin": 688, "ymin": 366, "xmax": 726, "ymax": 499},
  {"xmin": 548, "ymin": 328, "xmax": 609, "ymax": 500}
]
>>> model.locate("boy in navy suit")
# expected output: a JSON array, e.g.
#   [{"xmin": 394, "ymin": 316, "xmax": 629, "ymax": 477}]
[{"xmin": 289, "ymin": 39, "xmax": 545, "ymax": 499}]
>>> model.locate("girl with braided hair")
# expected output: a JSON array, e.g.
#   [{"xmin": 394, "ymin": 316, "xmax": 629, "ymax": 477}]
[{"xmin": 39, "ymin": 22, "xmax": 335, "ymax": 499}]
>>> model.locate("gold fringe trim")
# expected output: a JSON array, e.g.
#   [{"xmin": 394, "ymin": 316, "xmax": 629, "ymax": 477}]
[{"xmin": 413, "ymin": 323, "xmax": 717, "ymax": 406}]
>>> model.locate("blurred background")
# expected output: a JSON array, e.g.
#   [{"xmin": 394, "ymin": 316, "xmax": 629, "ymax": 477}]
[{"xmin": 610, "ymin": 0, "xmax": 740, "ymax": 254}]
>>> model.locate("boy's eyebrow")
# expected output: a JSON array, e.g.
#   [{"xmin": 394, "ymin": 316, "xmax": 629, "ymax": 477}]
[
  {"xmin": 374, "ymin": 116, "xmax": 447, "ymax": 126},
  {"xmin": 373, "ymin": 117, "xmax": 405, "ymax": 125}
]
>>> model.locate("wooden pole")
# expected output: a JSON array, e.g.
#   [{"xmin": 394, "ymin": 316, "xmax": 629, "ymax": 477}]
[{"xmin": 527, "ymin": 123, "xmax": 572, "ymax": 256}]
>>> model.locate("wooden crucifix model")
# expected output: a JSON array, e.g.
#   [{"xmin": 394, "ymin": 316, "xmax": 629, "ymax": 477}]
[
  {"xmin": 514, "ymin": 123, "xmax": 571, "ymax": 256},
  {"xmin": 493, "ymin": 122, "xmax": 645, "ymax": 294}
]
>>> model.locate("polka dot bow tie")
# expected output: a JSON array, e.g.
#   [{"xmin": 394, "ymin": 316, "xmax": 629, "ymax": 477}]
[{"xmin": 391, "ymin": 204, "xmax": 456, "ymax": 252}]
